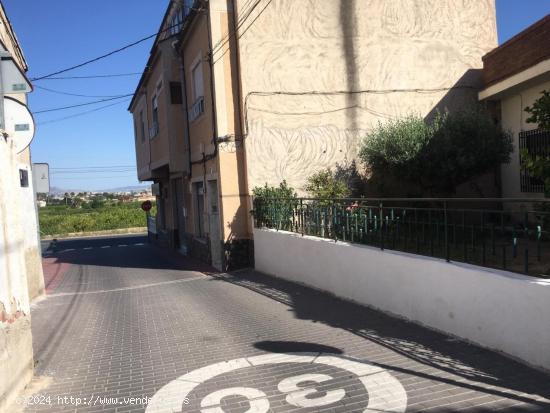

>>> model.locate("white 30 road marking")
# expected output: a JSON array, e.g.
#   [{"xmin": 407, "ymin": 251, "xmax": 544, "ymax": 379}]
[
  {"xmin": 278, "ymin": 373, "xmax": 346, "ymax": 408},
  {"xmin": 145, "ymin": 353, "xmax": 407, "ymax": 413},
  {"xmin": 201, "ymin": 388, "xmax": 269, "ymax": 413}
]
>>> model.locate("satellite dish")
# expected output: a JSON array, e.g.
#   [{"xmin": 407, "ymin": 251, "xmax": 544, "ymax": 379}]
[{"xmin": 4, "ymin": 96, "xmax": 35, "ymax": 154}]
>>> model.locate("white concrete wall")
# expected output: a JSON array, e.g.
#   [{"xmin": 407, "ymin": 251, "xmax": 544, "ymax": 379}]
[
  {"xmin": 18, "ymin": 161, "xmax": 45, "ymax": 299},
  {"xmin": 254, "ymin": 228, "xmax": 550, "ymax": 371},
  {"xmin": 0, "ymin": 136, "xmax": 34, "ymax": 411}
]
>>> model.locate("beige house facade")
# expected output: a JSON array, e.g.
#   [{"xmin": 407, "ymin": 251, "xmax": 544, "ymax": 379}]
[
  {"xmin": 130, "ymin": 0, "xmax": 498, "ymax": 270},
  {"xmin": 0, "ymin": 2, "xmax": 43, "ymax": 410},
  {"xmin": 479, "ymin": 14, "xmax": 550, "ymax": 198}
]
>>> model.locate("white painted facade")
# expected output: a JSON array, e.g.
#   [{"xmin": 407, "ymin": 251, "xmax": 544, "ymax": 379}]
[
  {"xmin": 0, "ymin": 136, "xmax": 34, "ymax": 411},
  {"xmin": 254, "ymin": 228, "xmax": 550, "ymax": 372},
  {"xmin": 0, "ymin": 3, "xmax": 42, "ymax": 409}
]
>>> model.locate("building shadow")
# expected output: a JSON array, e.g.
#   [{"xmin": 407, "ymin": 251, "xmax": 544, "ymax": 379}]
[
  {"xmin": 364, "ymin": 69, "xmax": 502, "ymax": 198},
  {"xmin": 211, "ymin": 269, "xmax": 550, "ymax": 411},
  {"xmin": 45, "ymin": 234, "xmax": 219, "ymax": 273}
]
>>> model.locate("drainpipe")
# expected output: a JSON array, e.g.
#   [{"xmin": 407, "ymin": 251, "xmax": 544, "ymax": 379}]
[
  {"xmin": 205, "ymin": 1, "xmax": 219, "ymax": 161},
  {"xmin": 229, "ymin": 0, "xmax": 251, "ymax": 238},
  {"xmin": 178, "ymin": 52, "xmax": 193, "ymax": 178}
]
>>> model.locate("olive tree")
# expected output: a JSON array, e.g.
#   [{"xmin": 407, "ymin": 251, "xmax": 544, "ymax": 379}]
[{"xmin": 359, "ymin": 109, "xmax": 513, "ymax": 195}]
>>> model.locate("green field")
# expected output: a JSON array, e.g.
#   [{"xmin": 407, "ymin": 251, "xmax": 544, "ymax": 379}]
[{"xmin": 39, "ymin": 201, "xmax": 154, "ymax": 236}]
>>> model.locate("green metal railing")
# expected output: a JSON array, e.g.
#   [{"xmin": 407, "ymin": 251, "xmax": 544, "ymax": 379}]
[{"xmin": 253, "ymin": 197, "xmax": 550, "ymax": 278}]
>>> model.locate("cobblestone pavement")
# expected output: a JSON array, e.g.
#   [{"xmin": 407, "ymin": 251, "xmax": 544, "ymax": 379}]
[{"xmin": 21, "ymin": 235, "xmax": 550, "ymax": 412}]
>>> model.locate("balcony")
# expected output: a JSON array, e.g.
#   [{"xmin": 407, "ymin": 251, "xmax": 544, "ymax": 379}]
[{"xmin": 188, "ymin": 96, "xmax": 204, "ymax": 122}]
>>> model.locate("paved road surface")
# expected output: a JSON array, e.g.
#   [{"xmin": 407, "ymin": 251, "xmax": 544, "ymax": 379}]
[{"xmin": 22, "ymin": 235, "xmax": 550, "ymax": 412}]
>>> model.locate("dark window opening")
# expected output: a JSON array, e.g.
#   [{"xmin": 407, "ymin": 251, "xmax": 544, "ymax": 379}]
[
  {"xmin": 519, "ymin": 129, "xmax": 549, "ymax": 193},
  {"xmin": 170, "ymin": 82, "xmax": 183, "ymax": 104},
  {"xmin": 20, "ymin": 169, "xmax": 29, "ymax": 187}
]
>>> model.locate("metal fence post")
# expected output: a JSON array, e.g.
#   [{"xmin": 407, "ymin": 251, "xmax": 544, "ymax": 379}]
[
  {"xmin": 300, "ymin": 199, "xmax": 304, "ymax": 236},
  {"xmin": 379, "ymin": 202, "xmax": 384, "ymax": 250},
  {"xmin": 444, "ymin": 201, "xmax": 450, "ymax": 262}
]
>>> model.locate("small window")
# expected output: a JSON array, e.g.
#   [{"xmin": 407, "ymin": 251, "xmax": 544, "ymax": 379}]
[
  {"xmin": 140, "ymin": 111, "xmax": 145, "ymax": 142},
  {"xmin": 20, "ymin": 169, "xmax": 29, "ymax": 187},
  {"xmin": 170, "ymin": 82, "xmax": 183, "ymax": 104},
  {"xmin": 192, "ymin": 61, "xmax": 204, "ymax": 100},
  {"xmin": 150, "ymin": 96, "xmax": 159, "ymax": 138},
  {"xmin": 194, "ymin": 182, "xmax": 205, "ymax": 238}
]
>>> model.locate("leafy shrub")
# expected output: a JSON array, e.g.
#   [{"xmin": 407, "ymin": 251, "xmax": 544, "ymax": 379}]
[
  {"xmin": 359, "ymin": 108, "xmax": 513, "ymax": 195},
  {"xmin": 252, "ymin": 181, "xmax": 297, "ymax": 229},
  {"xmin": 523, "ymin": 90, "xmax": 550, "ymax": 197},
  {"xmin": 39, "ymin": 202, "xmax": 149, "ymax": 236},
  {"xmin": 304, "ymin": 169, "xmax": 349, "ymax": 199},
  {"xmin": 525, "ymin": 90, "xmax": 550, "ymax": 130},
  {"xmin": 334, "ymin": 160, "xmax": 365, "ymax": 198},
  {"xmin": 252, "ymin": 180, "xmax": 296, "ymax": 199}
]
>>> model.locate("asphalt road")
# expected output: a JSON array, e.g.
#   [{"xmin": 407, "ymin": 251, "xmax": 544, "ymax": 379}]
[{"xmin": 22, "ymin": 235, "xmax": 550, "ymax": 412}]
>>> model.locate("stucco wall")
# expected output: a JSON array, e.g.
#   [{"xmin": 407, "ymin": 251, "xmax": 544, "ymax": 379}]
[
  {"xmin": 21, "ymin": 161, "xmax": 44, "ymax": 300},
  {"xmin": 254, "ymin": 228, "xmax": 550, "ymax": 372},
  {"xmin": 235, "ymin": 0, "xmax": 497, "ymax": 192},
  {"xmin": 500, "ymin": 79, "xmax": 550, "ymax": 198},
  {"xmin": 0, "ymin": 137, "xmax": 34, "ymax": 410}
]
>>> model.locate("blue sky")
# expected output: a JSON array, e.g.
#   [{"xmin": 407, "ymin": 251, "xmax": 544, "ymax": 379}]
[{"xmin": 2, "ymin": 0, "xmax": 550, "ymax": 191}]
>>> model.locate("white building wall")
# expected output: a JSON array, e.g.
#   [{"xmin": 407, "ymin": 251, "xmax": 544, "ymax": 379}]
[
  {"xmin": 0, "ymin": 136, "xmax": 34, "ymax": 411},
  {"xmin": 235, "ymin": 0, "xmax": 497, "ymax": 192},
  {"xmin": 254, "ymin": 228, "xmax": 550, "ymax": 372}
]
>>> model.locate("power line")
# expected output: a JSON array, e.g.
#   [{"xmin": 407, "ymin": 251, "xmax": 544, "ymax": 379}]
[
  {"xmin": 210, "ymin": 0, "xmax": 262, "ymax": 56},
  {"xmin": 33, "ymin": 94, "xmax": 133, "ymax": 114},
  {"xmin": 52, "ymin": 176, "xmax": 137, "ymax": 180},
  {"xmin": 52, "ymin": 170, "xmax": 136, "ymax": 174},
  {"xmin": 40, "ymin": 72, "xmax": 142, "ymax": 80},
  {"xmin": 51, "ymin": 165, "xmax": 135, "ymax": 170},
  {"xmin": 30, "ymin": 22, "xmax": 185, "ymax": 81},
  {"xmin": 35, "ymin": 85, "xmax": 129, "ymax": 98},
  {"xmin": 36, "ymin": 99, "xmax": 131, "ymax": 125},
  {"xmin": 212, "ymin": 0, "xmax": 273, "ymax": 65}
]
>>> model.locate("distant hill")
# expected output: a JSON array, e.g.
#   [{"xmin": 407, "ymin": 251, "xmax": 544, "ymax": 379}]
[
  {"xmin": 108, "ymin": 184, "xmax": 150, "ymax": 193},
  {"xmin": 49, "ymin": 184, "xmax": 150, "ymax": 195}
]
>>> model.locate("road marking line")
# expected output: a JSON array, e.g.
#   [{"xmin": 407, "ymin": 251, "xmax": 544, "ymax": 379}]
[
  {"xmin": 100, "ymin": 246, "xmax": 110, "ymax": 249},
  {"xmin": 83, "ymin": 247, "xmax": 93, "ymax": 250},
  {"xmin": 46, "ymin": 275, "xmax": 206, "ymax": 298},
  {"xmin": 118, "ymin": 244, "xmax": 128, "ymax": 247}
]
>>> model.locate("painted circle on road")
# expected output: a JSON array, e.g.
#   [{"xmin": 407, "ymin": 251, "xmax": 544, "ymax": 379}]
[{"xmin": 146, "ymin": 353, "xmax": 407, "ymax": 413}]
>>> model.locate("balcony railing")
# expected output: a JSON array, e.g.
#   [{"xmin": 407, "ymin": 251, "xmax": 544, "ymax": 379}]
[
  {"xmin": 253, "ymin": 197, "xmax": 550, "ymax": 278},
  {"xmin": 188, "ymin": 96, "xmax": 204, "ymax": 122}
]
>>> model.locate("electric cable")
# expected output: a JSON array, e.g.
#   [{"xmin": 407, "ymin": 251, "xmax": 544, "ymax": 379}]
[
  {"xmin": 41, "ymin": 72, "xmax": 142, "ymax": 80},
  {"xmin": 30, "ymin": 19, "xmax": 196, "ymax": 81},
  {"xmin": 36, "ymin": 99, "xmax": 131, "ymax": 125},
  {"xmin": 33, "ymin": 94, "xmax": 134, "ymax": 114},
  {"xmin": 35, "ymin": 85, "xmax": 130, "ymax": 98}
]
